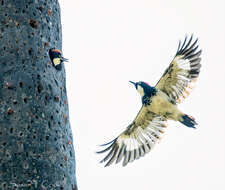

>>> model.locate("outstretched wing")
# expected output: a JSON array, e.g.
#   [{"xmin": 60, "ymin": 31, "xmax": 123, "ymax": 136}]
[
  {"xmin": 155, "ymin": 35, "xmax": 202, "ymax": 103},
  {"xmin": 96, "ymin": 106, "xmax": 167, "ymax": 167}
]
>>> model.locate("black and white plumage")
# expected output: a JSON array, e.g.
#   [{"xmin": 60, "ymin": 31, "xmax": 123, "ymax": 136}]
[
  {"xmin": 156, "ymin": 35, "xmax": 201, "ymax": 103},
  {"xmin": 97, "ymin": 35, "xmax": 202, "ymax": 167},
  {"xmin": 49, "ymin": 48, "xmax": 68, "ymax": 70}
]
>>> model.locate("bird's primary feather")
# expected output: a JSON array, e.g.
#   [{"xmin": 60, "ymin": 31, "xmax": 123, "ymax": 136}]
[
  {"xmin": 97, "ymin": 107, "xmax": 167, "ymax": 167},
  {"xmin": 155, "ymin": 35, "xmax": 201, "ymax": 103}
]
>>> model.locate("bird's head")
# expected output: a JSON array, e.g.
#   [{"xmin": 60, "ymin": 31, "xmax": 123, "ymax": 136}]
[
  {"xmin": 49, "ymin": 48, "xmax": 68, "ymax": 70},
  {"xmin": 129, "ymin": 81, "xmax": 151, "ymax": 97}
]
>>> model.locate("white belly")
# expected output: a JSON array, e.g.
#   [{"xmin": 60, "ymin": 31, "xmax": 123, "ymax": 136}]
[{"xmin": 148, "ymin": 91, "xmax": 182, "ymax": 121}]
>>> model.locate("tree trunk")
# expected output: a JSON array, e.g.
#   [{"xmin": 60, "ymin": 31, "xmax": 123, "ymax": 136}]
[{"xmin": 0, "ymin": 0, "xmax": 77, "ymax": 189}]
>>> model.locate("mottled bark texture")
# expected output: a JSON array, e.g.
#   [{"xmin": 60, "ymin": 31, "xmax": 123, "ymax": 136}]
[{"xmin": 0, "ymin": 0, "xmax": 77, "ymax": 189}]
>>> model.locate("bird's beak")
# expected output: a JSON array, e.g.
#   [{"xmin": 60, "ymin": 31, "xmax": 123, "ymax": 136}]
[
  {"xmin": 129, "ymin": 81, "xmax": 136, "ymax": 86},
  {"xmin": 61, "ymin": 57, "xmax": 69, "ymax": 62}
]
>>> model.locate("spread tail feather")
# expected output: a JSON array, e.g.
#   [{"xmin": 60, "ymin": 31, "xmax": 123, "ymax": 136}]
[{"xmin": 180, "ymin": 114, "xmax": 197, "ymax": 129}]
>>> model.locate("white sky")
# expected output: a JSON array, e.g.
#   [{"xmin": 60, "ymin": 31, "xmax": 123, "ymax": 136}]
[{"xmin": 59, "ymin": 0, "xmax": 225, "ymax": 189}]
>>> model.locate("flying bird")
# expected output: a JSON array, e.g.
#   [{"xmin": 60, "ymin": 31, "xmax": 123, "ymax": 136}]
[
  {"xmin": 97, "ymin": 35, "xmax": 202, "ymax": 167},
  {"xmin": 49, "ymin": 48, "xmax": 68, "ymax": 70}
]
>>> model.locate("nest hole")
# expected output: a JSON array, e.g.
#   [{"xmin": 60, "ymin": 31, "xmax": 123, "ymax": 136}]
[
  {"xmin": 37, "ymin": 84, "xmax": 43, "ymax": 93},
  {"xmin": 28, "ymin": 48, "xmax": 33, "ymax": 55},
  {"xmin": 54, "ymin": 79, "xmax": 58, "ymax": 86},
  {"xmin": 48, "ymin": 84, "xmax": 52, "ymax": 90},
  {"xmin": 45, "ymin": 95, "xmax": 49, "ymax": 101},
  {"xmin": 37, "ymin": 6, "xmax": 43, "ymax": 12},
  {"xmin": 10, "ymin": 128, "xmax": 13, "ymax": 133},
  {"xmin": 29, "ymin": 19, "xmax": 39, "ymax": 29},
  {"xmin": 19, "ymin": 81, "xmax": 23, "ymax": 88},
  {"xmin": 23, "ymin": 98, "xmax": 27, "ymax": 103}
]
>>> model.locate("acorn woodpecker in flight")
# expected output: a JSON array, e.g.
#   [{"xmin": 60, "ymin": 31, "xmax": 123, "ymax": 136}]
[
  {"xmin": 49, "ymin": 48, "xmax": 68, "ymax": 70},
  {"xmin": 97, "ymin": 35, "xmax": 202, "ymax": 167}
]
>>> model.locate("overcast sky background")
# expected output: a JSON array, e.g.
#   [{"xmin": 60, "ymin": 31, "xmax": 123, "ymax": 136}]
[{"xmin": 58, "ymin": 0, "xmax": 225, "ymax": 189}]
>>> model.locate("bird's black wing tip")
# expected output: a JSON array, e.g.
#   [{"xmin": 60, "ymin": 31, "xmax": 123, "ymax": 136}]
[
  {"xmin": 96, "ymin": 141, "xmax": 115, "ymax": 154},
  {"xmin": 99, "ymin": 138, "xmax": 117, "ymax": 147},
  {"xmin": 176, "ymin": 34, "xmax": 200, "ymax": 58}
]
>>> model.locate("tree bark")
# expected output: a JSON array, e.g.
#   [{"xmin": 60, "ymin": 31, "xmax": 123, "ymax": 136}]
[{"xmin": 0, "ymin": 0, "xmax": 77, "ymax": 189}]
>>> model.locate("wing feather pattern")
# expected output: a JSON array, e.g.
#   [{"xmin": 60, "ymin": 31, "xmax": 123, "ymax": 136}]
[
  {"xmin": 155, "ymin": 35, "xmax": 202, "ymax": 103},
  {"xmin": 97, "ymin": 106, "xmax": 167, "ymax": 167}
]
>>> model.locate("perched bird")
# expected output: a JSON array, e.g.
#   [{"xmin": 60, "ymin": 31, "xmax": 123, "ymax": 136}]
[
  {"xmin": 97, "ymin": 35, "xmax": 202, "ymax": 167},
  {"xmin": 49, "ymin": 48, "xmax": 68, "ymax": 70}
]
